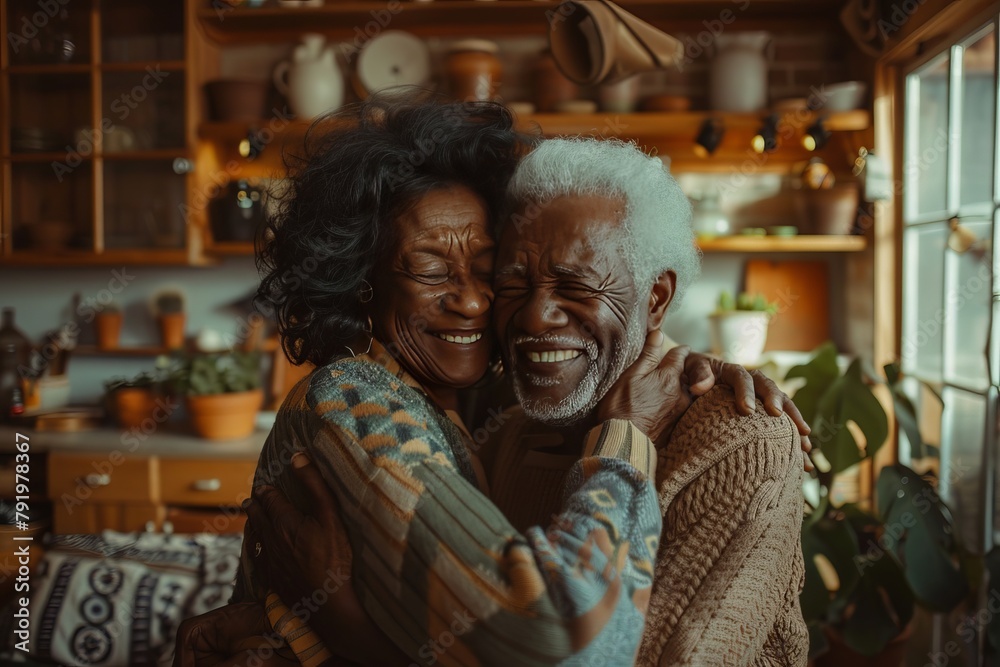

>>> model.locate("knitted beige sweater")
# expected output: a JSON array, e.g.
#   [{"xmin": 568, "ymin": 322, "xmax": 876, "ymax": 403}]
[
  {"xmin": 489, "ymin": 386, "xmax": 809, "ymax": 666},
  {"xmin": 637, "ymin": 386, "xmax": 809, "ymax": 666}
]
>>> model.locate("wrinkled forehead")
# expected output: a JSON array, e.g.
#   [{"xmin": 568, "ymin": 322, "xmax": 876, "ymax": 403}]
[{"xmin": 498, "ymin": 195, "xmax": 626, "ymax": 258}]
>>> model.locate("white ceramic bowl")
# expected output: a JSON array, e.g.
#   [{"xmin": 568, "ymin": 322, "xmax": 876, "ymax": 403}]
[{"xmin": 819, "ymin": 81, "xmax": 867, "ymax": 112}]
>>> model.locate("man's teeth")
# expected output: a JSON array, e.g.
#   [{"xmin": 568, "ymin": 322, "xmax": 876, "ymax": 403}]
[
  {"xmin": 526, "ymin": 350, "xmax": 582, "ymax": 363},
  {"xmin": 435, "ymin": 333, "xmax": 483, "ymax": 344}
]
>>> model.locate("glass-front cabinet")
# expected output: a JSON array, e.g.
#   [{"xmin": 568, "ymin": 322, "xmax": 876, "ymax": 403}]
[{"xmin": 0, "ymin": 0, "xmax": 198, "ymax": 264}]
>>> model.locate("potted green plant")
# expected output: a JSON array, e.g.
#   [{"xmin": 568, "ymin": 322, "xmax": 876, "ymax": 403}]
[
  {"xmin": 104, "ymin": 370, "xmax": 161, "ymax": 430},
  {"xmin": 790, "ymin": 343, "xmax": 974, "ymax": 665},
  {"xmin": 708, "ymin": 291, "xmax": 778, "ymax": 364},
  {"xmin": 172, "ymin": 350, "xmax": 263, "ymax": 440},
  {"xmin": 94, "ymin": 302, "xmax": 123, "ymax": 350},
  {"xmin": 152, "ymin": 289, "xmax": 186, "ymax": 350}
]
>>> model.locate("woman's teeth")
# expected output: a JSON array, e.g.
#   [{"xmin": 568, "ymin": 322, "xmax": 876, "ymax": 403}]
[
  {"xmin": 526, "ymin": 350, "xmax": 582, "ymax": 363},
  {"xmin": 435, "ymin": 332, "xmax": 483, "ymax": 344}
]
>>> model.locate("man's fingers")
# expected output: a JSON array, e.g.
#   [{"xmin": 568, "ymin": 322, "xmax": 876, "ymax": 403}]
[
  {"xmin": 290, "ymin": 452, "xmax": 342, "ymax": 529},
  {"xmin": 635, "ymin": 329, "xmax": 667, "ymax": 373},
  {"xmin": 780, "ymin": 395, "xmax": 811, "ymax": 436},
  {"xmin": 659, "ymin": 345, "xmax": 691, "ymax": 376},
  {"xmin": 721, "ymin": 364, "xmax": 756, "ymax": 415},
  {"xmin": 685, "ymin": 356, "xmax": 716, "ymax": 395}
]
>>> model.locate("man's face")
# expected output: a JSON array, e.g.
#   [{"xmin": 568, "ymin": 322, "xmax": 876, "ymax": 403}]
[{"xmin": 493, "ymin": 194, "xmax": 645, "ymax": 425}]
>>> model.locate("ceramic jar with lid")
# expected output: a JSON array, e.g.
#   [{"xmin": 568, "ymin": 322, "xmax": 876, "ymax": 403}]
[
  {"xmin": 531, "ymin": 50, "xmax": 579, "ymax": 113},
  {"xmin": 445, "ymin": 39, "xmax": 502, "ymax": 102}
]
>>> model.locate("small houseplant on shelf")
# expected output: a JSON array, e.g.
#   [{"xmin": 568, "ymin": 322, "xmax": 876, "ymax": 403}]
[
  {"xmin": 152, "ymin": 289, "xmax": 186, "ymax": 351},
  {"xmin": 789, "ymin": 343, "xmax": 974, "ymax": 665},
  {"xmin": 708, "ymin": 291, "xmax": 778, "ymax": 365},
  {"xmin": 104, "ymin": 365, "xmax": 170, "ymax": 431},
  {"xmin": 171, "ymin": 349, "xmax": 263, "ymax": 441},
  {"xmin": 94, "ymin": 302, "xmax": 123, "ymax": 350}
]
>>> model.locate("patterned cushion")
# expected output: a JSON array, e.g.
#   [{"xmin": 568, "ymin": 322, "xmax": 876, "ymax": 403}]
[{"xmin": 3, "ymin": 531, "xmax": 241, "ymax": 667}]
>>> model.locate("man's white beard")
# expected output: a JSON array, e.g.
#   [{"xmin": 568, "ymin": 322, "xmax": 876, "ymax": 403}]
[{"xmin": 514, "ymin": 307, "xmax": 647, "ymax": 426}]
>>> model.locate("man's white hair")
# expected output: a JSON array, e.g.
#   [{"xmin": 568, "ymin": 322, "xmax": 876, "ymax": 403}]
[{"xmin": 505, "ymin": 137, "xmax": 700, "ymax": 310}]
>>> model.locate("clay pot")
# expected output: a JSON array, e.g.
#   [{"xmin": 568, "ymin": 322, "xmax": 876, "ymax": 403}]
[
  {"xmin": 795, "ymin": 184, "xmax": 860, "ymax": 235},
  {"xmin": 532, "ymin": 50, "xmax": 579, "ymax": 113},
  {"xmin": 445, "ymin": 39, "xmax": 502, "ymax": 102},
  {"xmin": 112, "ymin": 388, "xmax": 159, "ymax": 430},
  {"xmin": 94, "ymin": 311, "xmax": 123, "ymax": 350},
  {"xmin": 186, "ymin": 389, "xmax": 262, "ymax": 440},
  {"xmin": 158, "ymin": 313, "xmax": 186, "ymax": 350}
]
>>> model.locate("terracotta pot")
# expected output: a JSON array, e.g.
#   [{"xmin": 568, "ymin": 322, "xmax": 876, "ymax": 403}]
[
  {"xmin": 158, "ymin": 313, "xmax": 186, "ymax": 350},
  {"xmin": 532, "ymin": 50, "xmax": 579, "ymax": 113},
  {"xmin": 112, "ymin": 388, "xmax": 159, "ymax": 430},
  {"xmin": 816, "ymin": 625, "xmax": 911, "ymax": 667},
  {"xmin": 795, "ymin": 184, "xmax": 860, "ymax": 235},
  {"xmin": 446, "ymin": 39, "xmax": 502, "ymax": 102},
  {"xmin": 187, "ymin": 389, "xmax": 262, "ymax": 441},
  {"xmin": 94, "ymin": 311, "xmax": 123, "ymax": 350}
]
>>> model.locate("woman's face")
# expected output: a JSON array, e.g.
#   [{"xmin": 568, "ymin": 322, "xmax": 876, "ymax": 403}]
[{"xmin": 368, "ymin": 185, "xmax": 495, "ymax": 391}]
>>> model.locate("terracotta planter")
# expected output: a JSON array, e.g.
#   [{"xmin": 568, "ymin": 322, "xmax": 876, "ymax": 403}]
[
  {"xmin": 158, "ymin": 312, "xmax": 186, "ymax": 350},
  {"xmin": 795, "ymin": 184, "xmax": 860, "ymax": 235},
  {"xmin": 816, "ymin": 626, "xmax": 911, "ymax": 667},
  {"xmin": 186, "ymin": 389, "xmax": 262, "ymax": 441},
  {"xmin": 94, "ymin": 311, "xmax": 123, "ymax": 350},
  {"xmin": 112, "ymin": 388, "xmax": 158, "ymax": 430}
]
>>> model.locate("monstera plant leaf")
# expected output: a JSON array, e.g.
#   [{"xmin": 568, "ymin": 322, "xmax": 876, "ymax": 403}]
[
  {"xmin": 787, "ymin": 342, "xmax": 840, "ymax": 426},
  {"xmin": 877, "ymin": 464, "xmax": 968, "ymax": 611},
  {"xmin": 812, "ymin": 358, "xmax": 889, "ymax": 475},
  {"xmin": 841, "ymin": 551, "xmax": 915, "ymax": 656},
  {"xmin": 884, "ymin": 363, "xmax": 942, "ymax": 460},
  {"xmin": 801, "ymin": 501, "xmax": 863, "ymax": 623}
]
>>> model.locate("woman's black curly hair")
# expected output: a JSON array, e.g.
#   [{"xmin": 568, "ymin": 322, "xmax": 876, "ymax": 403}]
[{"xmin": 256, "ymin": 91, "xmax": 536, "ymax": 367}]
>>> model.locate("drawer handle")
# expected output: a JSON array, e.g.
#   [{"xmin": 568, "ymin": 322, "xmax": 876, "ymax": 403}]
[
  {"xmin": 192, "ymin": 479, "xmax": 222, "ymax": 492},
  {"xmin": 83, "ymin": 473, "xmax": 111, "ymax": 487}
]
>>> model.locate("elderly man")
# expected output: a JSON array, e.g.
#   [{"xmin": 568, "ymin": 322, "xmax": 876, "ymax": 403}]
[
  {"xmin": 487, "ymin": 138, "xmax": 809, "ymax": 665},
  {"xmin": 178, "ymin": 137, "xmax": 808, "ymax": 667}
]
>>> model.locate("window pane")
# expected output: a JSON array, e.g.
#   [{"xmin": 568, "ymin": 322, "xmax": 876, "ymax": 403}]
[
  {"xmin": 960, "ymin": 25, "xmax": 996, "ymax": 208},
  {"xmin": 941, "ymin": 386, "xmax": 987, "ymax": 552},
  {"xmin": 944, "ymin": 219, "xmax": 993, "ymax": 391},
  {"xmin": 905, "ymin": 54, "xmax": 951, "ymax": 220},
  {"xmin": 902, "ymin": 224, "xmax": 948, "ymax": 381}
]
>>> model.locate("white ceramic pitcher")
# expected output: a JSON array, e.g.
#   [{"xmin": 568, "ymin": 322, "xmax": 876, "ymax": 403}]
[
  {"xmin": 273, "ymin": 34, "xmax": 344, "ymax": 119},
  {"xmin": 709, "ymin": 32, "xmax": 772, "ymax": 112}
]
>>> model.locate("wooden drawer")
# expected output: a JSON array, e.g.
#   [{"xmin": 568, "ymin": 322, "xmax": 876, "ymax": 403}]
[
  {"xmin": 158, "ymin": 458, "xmax": 256, "ymax": 507},
  {"xmin": 164, "ymin": 506, "xmax": 248, "ymax": 535},
  {"xmin": 48, "ymin": 452, "xmax": 157, "ymax": 503}
]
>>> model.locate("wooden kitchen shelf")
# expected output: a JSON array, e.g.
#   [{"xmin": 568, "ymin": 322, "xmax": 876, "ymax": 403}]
[
  {"xmin": 0, "ymin": 250, "xmax": 215, "ymax": 267},
  {"xmin": 6, "ymin": 63, "xmax": 91, "ymax": 74},
  {"xmin": 697, "ymin": 235, "xmax": 867, "ymax": 252},
  {"xmin": 197, "ymin": 0, "xmax": 844, "ymax": 42},
  {"xmin": 75, "ymin": 345, "xmax": 180, "ymax": 357},
  {"xmin": 199, "ymin": 109, "xmax": 870, "ymax": 181}
]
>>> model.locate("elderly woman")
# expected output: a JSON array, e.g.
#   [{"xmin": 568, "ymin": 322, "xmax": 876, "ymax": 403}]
[{"xmin": 176, "ymin": 95, "xmax": 808, "ymax": 667}]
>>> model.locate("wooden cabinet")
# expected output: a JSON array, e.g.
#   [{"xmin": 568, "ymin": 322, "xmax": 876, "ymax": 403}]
[
  {"xmin": 0, "ymin": 0, "xmax": 206, "ymax": 266},
  {"xmin": 47, "ymin": 450, "xmax": 255, "ymax": 535}
]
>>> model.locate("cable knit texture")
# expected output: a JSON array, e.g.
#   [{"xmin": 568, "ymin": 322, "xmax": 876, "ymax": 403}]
[{"xmin": 637, "ymin": 385, "xmax": 809, "ymax": 667}]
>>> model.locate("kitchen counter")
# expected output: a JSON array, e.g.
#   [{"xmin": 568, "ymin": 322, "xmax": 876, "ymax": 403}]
[{"xmin": 0, "ymin": 425, "xmax": 269, "ymax": 459}]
